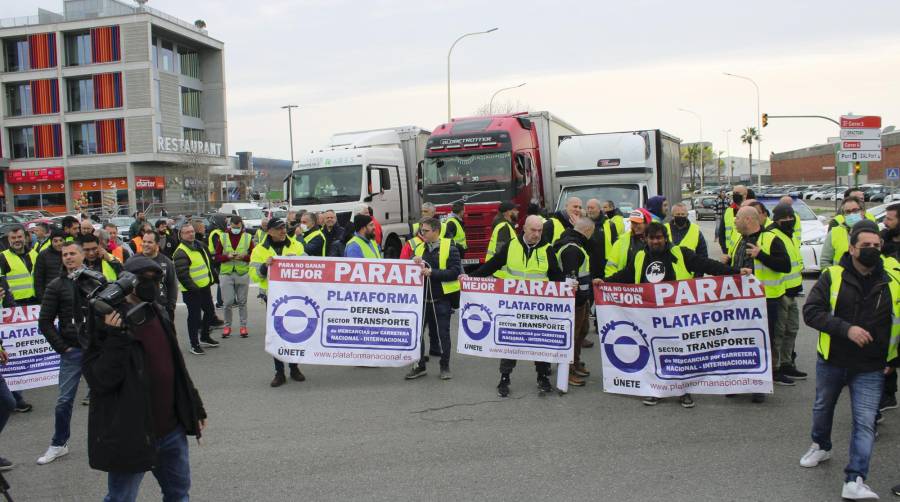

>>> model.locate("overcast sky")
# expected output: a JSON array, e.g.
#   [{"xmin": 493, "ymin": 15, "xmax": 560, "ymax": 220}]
[{"xmin": 11, "ymin": 0, "xmax": 900, "ymax": 160}]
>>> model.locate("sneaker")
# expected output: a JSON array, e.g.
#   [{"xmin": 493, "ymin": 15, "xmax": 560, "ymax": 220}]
[
  {"xmin": 782, "ymin": 365, "xmax": 808, "ymax": 380},
  {"xmin": 751, "ymin": 393, "xmax": 766, "ymax": 403},
  {"xmin": 680, "ymin": 394, "xmax": 695, "ymax": 408},
  {"xmin": 773, "ymin": 372, "xmax": 796, "ymax": 386},
  {"xmin": 572, "ymin": 365, "xmax": 590, "ymax": 377},
  {"xmin": 190, "ymin": 345, "xmax": 205, "ymax": 355},
  {"xmin": 215, "ymin": 303, "xmax": 224, "ymax": 309},
  {"xmin": 879, "ymin": 395, "xmax": 898, "ymax": 412},
  {"xmin": 270, "ymin": 373, "xmax": 286, "ymax": 388},
  {"xmin": 568, "ymin": 374, "xmax": 585, "ymax": 387},
  {"xmin": 199, "ymin": 335, "xmax": 220, "ymax": 347},
  {"xmin": 842, "ymin": 476, "xmax": 878, "ymax": 500},
  {"xmin": 289, "ymin": 367, "xmax": 306, "ymax": 382},
  {"xmin": 239, "ymin": 327, "xmax": 249, "ymax": 338},
  {"xmin": 37, "ymin": 444, "xmax": 69, "ymax": 465},
  {"xmin": 537, "ymin": 376, "xmax": 553, "ymax": 393},
  {"xmin": 405, "ymin": 366, "xmax": 427, "ymax": 380},
  {"xmin": 0, "ymin": 457, "xmax": 14, "ymax": 471},
  {"xmin": 643, "ymin": 396, "xmax": 661, "ymax": 406},
  {"xmin": 440, "ymin": 368, "xmax": 453, "ymax": 380},
  {"xmin": 221, "ymin": 327, "xmax": 231, "ymax": 338},
  {"xmin": 13, "ymin": 402, "xmax": 32, "ymax": 413},
  {"xmin": 497, "ymin": 376, "xmax": 510, "ymax": 398},
  {"xmin": 891, "ymin": 483, "xmax": 900, "ymax": 496},
  {"xmin": 799, "ymin": 443, "xmax": 831, "ymax": 467},
  {"xmin": 210, "ymin": 318, "xmax": 225, "ymax": 328}
]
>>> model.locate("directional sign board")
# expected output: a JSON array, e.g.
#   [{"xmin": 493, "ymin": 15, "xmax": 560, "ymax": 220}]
[
  {"xmin": 839, "ymin": 115, "xmax": 882, "ymax": 162},
  {"xmin": 887, "ymin": 167, "xmax": 900, "ymax": 180}
]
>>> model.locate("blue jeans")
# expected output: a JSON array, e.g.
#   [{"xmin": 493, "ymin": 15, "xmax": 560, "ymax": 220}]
[
  {"xmin": 810, "ymin": 358, "xmax": 884, "ymax": 481},
  {"xmin": 104, "ymin": 426, "xmax": 191, "ymax": 502},
  {"xmin": 52, "ymin": 349, "xmax": 83, "ymax": 447},
  {"xmin": 0, "ymin": 376, "xmax": 17, "ymax": 437}
]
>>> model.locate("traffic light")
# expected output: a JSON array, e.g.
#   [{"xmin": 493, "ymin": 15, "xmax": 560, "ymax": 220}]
[
  {"xmin": 854, "ymin": 162, "xmax": 862, "ymax": 175},
  {"xmin": 762, "ymin": 113, "xmax": 768, "ymax": 127}
]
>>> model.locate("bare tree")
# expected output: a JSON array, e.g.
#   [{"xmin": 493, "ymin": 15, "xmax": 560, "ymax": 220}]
[{"xmin": 473, "ymin": 99, "xmax": 531, "ymax": 116}]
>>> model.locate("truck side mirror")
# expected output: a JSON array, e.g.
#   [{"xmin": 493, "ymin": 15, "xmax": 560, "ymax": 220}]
[
  {"xmin": 368, "ymin": 167, "xmax": 383, "ymax": 195},
  {"xmin": 416, "ymin": 160, "xmax": 424, "ymax": 191}
]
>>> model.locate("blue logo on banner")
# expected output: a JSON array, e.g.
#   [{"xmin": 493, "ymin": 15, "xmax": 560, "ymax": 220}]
[
  {"xmin": 601, "ymin": 320, "xmax": 650, "ymax": 373},
  {"xmin": 271, "ymin": 295, "xmax": 320, "ymax": 343},
  {"xmin": 460, "ymin": 303, "xmax": 493, "ymax": 341}
]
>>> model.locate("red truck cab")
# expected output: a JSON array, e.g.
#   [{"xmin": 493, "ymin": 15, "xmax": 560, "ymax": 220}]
[{"xmin": 421, "ymin": 114, "xmax": 544, "ymax": 265}]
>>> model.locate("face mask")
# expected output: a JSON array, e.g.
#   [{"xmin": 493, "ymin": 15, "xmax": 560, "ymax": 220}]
[
  {"xmin": 135, "ymin": 279, "xmax": 159, "ymax": 302},
  {"xmin": 857, "ymin": 247, "xmax": 881, "ymax": 268},
  {"xmin": 300, "ymin": 224, "xmax": 309, "ymax": 233},
  {"xmin": 732, "ymin": 194, "xmax": 744, "ymax": 205},
  {"xmin": 230, "ymin": 227, "xmax": 241, "ymax": 235},
  {"xmin": 845, "ymin": 213, "xmax": 862, "ymax": 226},
  {"xmin": 779, "ymin": 220, "xmax": 795, "ymax": 236},
  {"xmin": 673, "ymin": 216, "xmax": 689, "ymax": 228}
]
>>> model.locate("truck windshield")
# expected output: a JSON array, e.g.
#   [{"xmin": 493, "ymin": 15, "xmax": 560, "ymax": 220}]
[
  {"xmin": 292, "ymin": 165, "xmax": 362, "ymax": 205},
  {"xmin": 423, "ymin": 152, "xmax": 511, "ymax": 192},
  {"xmin": 557, "ymin": 184, "xmax": 641, "ymax": 214},
  {"xmin": 237, "ymin": 208, "xmax": 265, "ymax": 220}
]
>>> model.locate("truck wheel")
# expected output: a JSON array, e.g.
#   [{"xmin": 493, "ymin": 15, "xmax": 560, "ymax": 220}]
[{"xmin": 383, "ymin": 236, "xmax": 401, "ymax": 259}]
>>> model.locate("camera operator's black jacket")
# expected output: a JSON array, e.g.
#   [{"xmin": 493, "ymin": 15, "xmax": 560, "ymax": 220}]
[
  {"xmin": 83, "ymin": 303, "xmax": 206, "ymax": 473},
  {"xmin": 39, "ymin": 272, "xmax": 87, "ymax": 354}
]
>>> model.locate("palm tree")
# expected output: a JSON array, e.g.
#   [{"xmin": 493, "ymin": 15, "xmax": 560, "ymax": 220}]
[
  {"xmin": 741, "ymin": 127, "xmax": 760, "ymax": 183},
  {"xmin": 681, "ymin": 145, "xmax": 701, "ymax": 190}
]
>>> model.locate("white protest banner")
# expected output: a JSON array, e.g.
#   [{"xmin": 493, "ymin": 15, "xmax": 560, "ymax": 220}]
[
  {"xmin": 0, "ymin": 305, "xmax": 60, "ymax": 391},
  {"xmin": 265, "ymin": 256, "xmax": 424, "ymax": 367},
  {"xmin": 595, "ymin": 275, "xmax": 772, "ymax": 397},
  {"xmin": 456, "ymin": 276, "xmax": 575, "ymax": 365}
]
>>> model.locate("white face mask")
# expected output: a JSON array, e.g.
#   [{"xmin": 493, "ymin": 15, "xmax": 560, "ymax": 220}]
[
  {"xmin": 230, "ymin": 227, "xmax": 241, "ymax": 234},
  {"xmin": 300, "ymin": 224, "xmax": 309, "ymax": 233}
]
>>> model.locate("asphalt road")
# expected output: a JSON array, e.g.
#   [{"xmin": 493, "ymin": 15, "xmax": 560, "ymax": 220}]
[{"xmin": 5, "ymin": 221, "xmax": 900, "ymax": 501}]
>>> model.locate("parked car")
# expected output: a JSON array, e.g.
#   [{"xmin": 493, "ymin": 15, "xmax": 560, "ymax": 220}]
[
  {"xmin": 692, "ymin": 196, "xmax": 718, "ymax": 221},
  {"xmin": 757, "ymin": 197, "xmax": 827, "ymax": 274}
]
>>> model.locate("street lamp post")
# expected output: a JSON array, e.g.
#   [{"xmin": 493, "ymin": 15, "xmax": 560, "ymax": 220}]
[
  {"xmin": 723, "ymin": 72, "xmax": 761, "ymax": 185},
  {"xmin": 447, "ymin": 28, "xmax": 498, "ymax": 122},
  {"xmin": 678, "ymin": 107, "xmax": 704, "ymax": 190},
  {"xmin": 489, "ymin": 82, "xmax": 526, "ymax": 114},
  {"xmin": 723, "ymin": 128, "xmax": 732, "ymax": 181},
  {"xmin": 281, "ymin": 104, "xmax": 299, "ymax": 163}
]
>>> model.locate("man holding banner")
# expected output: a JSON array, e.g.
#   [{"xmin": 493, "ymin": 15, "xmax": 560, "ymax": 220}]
[
  {"xmin": 405, "ymin": 217, "xmax": 462, "ymax": 381},
  {"xmin": 470, "ymin": 215, "xmax": 565, "ymax": 397},
  {"xmin": 800, "ymin": 220, "xmax": 899, "ymax": 501},
  {"xmin": 555, "ymin": 217, "xmax": 595, "ymax": 387},
  {"xmin": 604, "ymin": 221, "xmax": 749, "ymax": 407}
]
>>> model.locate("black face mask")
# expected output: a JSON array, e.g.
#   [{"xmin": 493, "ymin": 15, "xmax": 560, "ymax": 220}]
[
  {"xmin": 135, "ymin": 279, "xmax": 159, "ymax": 302},
  {"xmin": 857, "ymin": 247, "xmax": 881, "ymax": 268},
  {"xmin": 779, "ymin": 220, "xmax": 795, "ymax": 236},
  {"xmin": 673, "ymin": 216, "xmax": 689, "ymax": 228},
  {"xmin": 732, "ymin": 193, "xmax": 744, "ymax": 205},
  {"xmin": 605, "ymin": 210, "xmax": 616, "ymax": 218}
]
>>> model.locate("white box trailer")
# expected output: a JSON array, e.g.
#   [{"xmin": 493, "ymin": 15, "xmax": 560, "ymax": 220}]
[
  {"xmin": 551, "ymin": 129, "xmax": 682, "ymax": 213},
  {"xmin": 526, "ymin": 111, "xmax": 583, "ymax": 208}
]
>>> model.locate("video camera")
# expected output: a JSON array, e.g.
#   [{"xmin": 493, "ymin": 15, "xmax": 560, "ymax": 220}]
[{"xmin": 71, "ymin": 268, "xmax": 137, "ymax": 315}]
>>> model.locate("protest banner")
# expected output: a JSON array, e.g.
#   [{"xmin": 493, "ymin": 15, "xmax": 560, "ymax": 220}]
[
  {"xmin": 595, "ymin": 275, "xmax": 773, "ymax": 397},
  {"xmin": 0, "ymin": 305, "xmax": 60, "ymax": 391},
  {"xmin": 456, "ymin": 276, "xmax": 575, "ymax": 366},
  {"xmin": 265, "ymin": 256, "xmax": 424, "ymax": 367}
]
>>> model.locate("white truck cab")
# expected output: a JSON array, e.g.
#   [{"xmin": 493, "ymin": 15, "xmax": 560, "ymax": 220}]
[{"xmin": 219, "ymin": 202, "xmax": 264, "ymax": 231}]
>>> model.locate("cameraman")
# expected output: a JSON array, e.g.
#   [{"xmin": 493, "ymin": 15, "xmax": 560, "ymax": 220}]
[
  {"xmin": 36, "ymin": 241, "xmax": 90, "ymax": 465},
  {"xmin": 80, "ymin": 234, "xmax": 123, "ymax": 281},
  {"xmin": 83, "ymin": 257, "xmax": 207, "ymax": 501},
  {"xmin": 132, "ymin": 230, "xmax": 177, "ymax": 322}
]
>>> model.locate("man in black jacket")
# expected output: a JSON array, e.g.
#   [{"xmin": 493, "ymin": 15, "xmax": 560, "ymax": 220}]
[
  {"xmin": 555, "ymin": 217, "xmax": 595, "ymax": 387},
  {"xmin": 132, "ymin": 230, "xmax": 178, "ymax": 322},
  {"xmin": 404, "ymin": 217, "xmax": 462, "ymax": 381},
  {"xmin": 800, "ymin": 220, "xmax": 897, "ymax": 500},
  {"xmin": 471, "ymin": 215, "xmax": 565, "ymax": 397},
  {"xmin": 542, "ymin": 196, "xmax": 581, "ymax": 245},
  {"xmin": 879, "ymin": 203, "xmax": 900, "ymax": 413},
  {"xmin": 321, "ymin": 210, "xmax": 345, "ymax": 257},
  {"xmin": 84, "ymin": 256, "xmax": 207, "ymax": 501},
  {"xmin": 156, "ymin": 219, "xmax": 178, "ymax": 258},
  {"xmin": 36, "ymin": 241, "xmax": 90, "ymax": 465},
  {"xmin": 33, "ymin": 228, "xmax": 66, "ymax": 298}
]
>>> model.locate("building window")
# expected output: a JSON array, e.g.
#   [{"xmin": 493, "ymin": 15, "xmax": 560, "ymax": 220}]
[
  {"xmin": 183, "ymin": 128, "xmax": 204, "ymax": 142},
  {"xmin": 5, "ymin": 82, "xmax": 32, "ymax": 116},
  {"xmin": 3, "ymin": 38, "xmax": 29, "ymax": 72},
  {"xmin": 179, "ymin": 49, "xmax": 200, "ymax": 79},
  {"xmin": 69, "ymin": 122, "xmax": 98, "ymax": 155},
  {"xmin": 151, "ymin": 36, "xmax": 158, "ymax": 68},
  {"xmin": 160, "ymin": 41, "xmax": 174, "ymax": 72},
  {"xmin": 66, "ymin": 77, "xmax": 94, "ymax": 112},
  {"xmin": 10, "ymin": 127, "xmax": 36, "ymax": 159},
  {"xmin": 181, "ymin": 87, "xmax": 201, "ymax": 118},
  {"xmin": 64, "ymin": 31, "xmax": 93, "ymax": 66}
]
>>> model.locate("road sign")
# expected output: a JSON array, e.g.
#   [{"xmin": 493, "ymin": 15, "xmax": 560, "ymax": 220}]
[
  {"xmin": 838, "ymin": 151, "xmax": 882, "ymax": 162},
  {"xmin": 839, "ymin": 115, "xmax": 881, "ymax": 163},
  {"xmin": 887, "ymin": 167, "xmax": 900, "ymax": 180},
  {"xmin": 822, "ymin": 165, "xmax": 835, "ymax": 171},
  {"xmin": 841, "ymin": 128, "xmax": 882, "ymax": 140}
]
